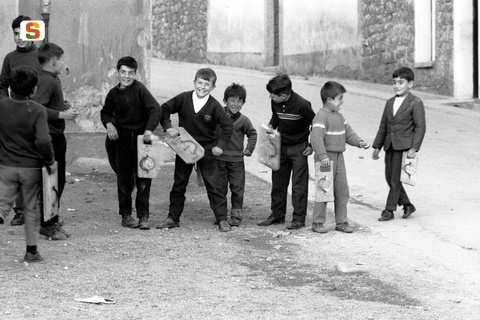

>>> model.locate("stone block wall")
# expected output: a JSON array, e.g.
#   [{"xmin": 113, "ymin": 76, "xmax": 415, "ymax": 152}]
[{"xmin": 152, "ymin": 0, "xmax": 208, "ymax": 63}]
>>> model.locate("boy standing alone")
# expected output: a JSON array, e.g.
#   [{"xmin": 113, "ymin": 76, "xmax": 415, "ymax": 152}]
[
  {"xmin": 157, "ymin": 68, "xmax": 233, "ymax": 232},
  {"xmin": 217, "ymin": 83, "xmax": 257, "ymax": 227},
  {"xmin": 372, "ymin": 67, "xmax": 426, "ymax": 221},
  {"xmin": 310, "ymin": 81, "xmax": 369, "ymax": 233},
  {"xmin": 257, "ymin": 74, "xmax": 315, "ymax": 230},
  {"xmin": 101, "ymin": 56, "xmax": 163, "ymax": 230}
]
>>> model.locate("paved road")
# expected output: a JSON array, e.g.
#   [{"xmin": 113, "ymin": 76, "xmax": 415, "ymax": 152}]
[{"xmin": 150, "ymin": 58, "xmax": 480, "ymax": 286}]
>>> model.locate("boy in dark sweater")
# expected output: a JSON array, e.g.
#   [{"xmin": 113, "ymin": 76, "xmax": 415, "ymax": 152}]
[
  {"xmin": 101, "ymin": 56, "xmax": 163, "ymax": 230},
  {"xmin": 257, "ymin": 74, "xmax": 316, "ymax": 230},
  {"xmin": 157, "ymin": 68, "xmax": 233, "ymax": 232},
  {"xmin": 310, "ymin": 81, "xmax": 369, "ymax": 233},
  {"xmin": 217, "ymin": 83, "xmax": 257, "ymax": 227},
  {"xmin": 0, "ymin": 66, "xmax": 54, "ymax": 262},
  {"xmin": 34, "ymin": 42, "xmax": 78, "ymax": 240}
]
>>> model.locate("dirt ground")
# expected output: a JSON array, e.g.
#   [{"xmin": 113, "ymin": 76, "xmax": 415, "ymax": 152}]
[{"xmin": 0, "ymin": 164, "xmax": 478, "ymax": 319}]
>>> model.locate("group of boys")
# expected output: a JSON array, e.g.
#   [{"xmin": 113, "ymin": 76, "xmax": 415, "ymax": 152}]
[{"xmin": 0, "ymin": 15, "xmax": 425, "ymax": 264}]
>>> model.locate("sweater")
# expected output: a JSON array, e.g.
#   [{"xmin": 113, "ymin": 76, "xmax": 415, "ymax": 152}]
[
  {"xmin": 160, "ymin": 91, "xmax": 233, "ymax": 150},
  {"xmin": 268, "ymin": 91, "xmax": 315, "ymax": 145},
  {"xmin": 311, "ymin": 108, "xmax": 362, "ymax": 161},
  {"xmin": 101, "ymin": 80, "xmax": 162, "ymax": 132},
  {"xmin": 0, "ymin": 95, "xmax": 54, "ymax": 168},
  {"xmin": 217, "ymin": 108, "xmax": 257, "ymax": 162},
  {"xmin": 0, "ymin": 44, "xmax": 42, "ymax": 98},
  {"xmin": 34, "ymin": 70, "xmax": 65, "ymax": 134}
]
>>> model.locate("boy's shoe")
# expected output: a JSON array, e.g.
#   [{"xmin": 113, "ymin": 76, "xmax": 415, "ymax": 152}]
[
  {"xmin": 402, "ymin": 204, "xmax": 416, "ymax": 219},
  {"xmin": 312, "ymin": 222, "xmax": 328, "ymax": 233},
  {"xmin": 335, "ymin": 222, "xmax": 354, "ymax": 233},
  {"xmin": 23, "ymin": 251, "xmax": 44, "ymax": 263},
  {"xmin": 10, "ymin": 212, "xmax": 24, "ymax": 226},
  {"xmin": 228, "ymin": 217, "xmax": 242, "ymax": 227},
  {"xmin": 139, "ymin": 217, "xmax": 151, "ymax": 230},
  {"xmin": 218, "ymin": 220, "xmax": 232, "ymax": 232},
  {"xmin": 40, "ymin": 225, "xmax": 68, "ymax": 240},
  {"xmin": 257, "ymin": 216, "xmax": 285, "ymax": 226},
  {"xmin": 156, "ymin": 217, "xmax": 180, "ymax": 229},
  {"xmin": 378, "ymin": 210, "xmax": 394, "ymax": 221},
  {"xmin": 286, "ymin": 220, "xmax": 305, "ymax": 230},
  {"xmin": 122, "ymin": 215, "xmax": 140, "ymax": 228},
  {"xmin": 55, "ymin": 223, "xmax": 71, "ymax": 237}
]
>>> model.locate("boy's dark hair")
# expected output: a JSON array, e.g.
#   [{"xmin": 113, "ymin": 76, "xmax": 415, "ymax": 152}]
[
  {"xmin": 392, "ymin": 67, "xmax": 415, "ymax": 82},
  {"xmin": 194, "ymin": 68, "xmax": 217, "ymax": 85},
  {"xmin": 224, "ymin": 83, "xmax": 247, "ymax": 102},
  {"xmin": 266, "ymin": 74, "xmax": 292, "ymax": 96},
  {"xmin": 117, "ymin": 56, "xmax": 138, "ymax": 71},
  {"xmin": 320, "ymin": 81, "xmax": 346, "ymax": 103},
  {"xmin": 38, "ymin": 42, "xmax": 64, "ymax": 65},
  {"xmin": 9, "ymin": 66, "xmax": 38, "ymax": 96},
  {"xmin": 12, "ymin": 15, "xmax": 31, "ymax": 30}
]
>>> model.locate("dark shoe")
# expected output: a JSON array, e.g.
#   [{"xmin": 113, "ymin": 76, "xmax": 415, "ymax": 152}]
[
  {"xmin": 228, "ymin": 217, "xmax": 242, "ymax": 227},
  {"xmin": 218, "ymin": 220, "xmax": 232, "ymax": 232},
  {"xmin": 122, "ymin": 215, "xmax": 140, "ymax": 228},
  {"xmin": 23, "ymin": 251, "xmax": 44, "ymax": 263},
  {"xmin": 156, "ymin": 217, "xmax": 180, "ymax": 229},
  {"xmin": 402, "ymin": 204, "xmax": 416, "ymax": 219},
  {"xmin": 257, "ymin": 216, "xmax": 285, "ymax": 226},
  {"xmin": 335, "ymin": 222, "xmax": 354, "ymax": 233},
  {"xmin": 40, "ymin": 225, "xmax": 67, "ymax": 240},
  {"xmin": 139, "ymin": 217, "xmax": 151, "ymax": 230},
  {"xmin": 55, "ymin": 222, "xmax": 71, "ymax": 237},
  {"xmin": 378, "ymin": 210, "xmax": 394, "ymax": 221},
  {"xmin": 286, "ymin": 220, "xmax": 305, "ymax": 230},
  {"xmin": 10, "ymin": 212, "xmax": 24, "ymax": 226},
  {"xmin": 312, "ymin": 222, "xmax": 328, "ymax": 233}
]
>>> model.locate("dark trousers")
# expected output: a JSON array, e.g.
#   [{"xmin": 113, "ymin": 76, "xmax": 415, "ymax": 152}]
[
  {"xmin": 168, "ymin": 149, "xmax": 227, "ymax": 223},
  {"xmin": 41, "ymin": 133, "xmax": 66, "ymax": 227},
  {"xmin": 384, "ymin": 148, "xmax": 411, "ymax": 211},
  {"xmin": 271, "ymin": 141, "xmax": 309, "ymax": 222},
  {"xmin": 107, "ymin": 129, "xmax": 152, "ymax": 218},
  {"xmin": 217, "ymin": 160, "xmax": 245, "ymax": 211}
]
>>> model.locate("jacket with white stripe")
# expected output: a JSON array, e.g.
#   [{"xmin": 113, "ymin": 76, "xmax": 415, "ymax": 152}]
[{"xmin": 311, "ymin": 108, "xmax": 362, "ymax": 161}]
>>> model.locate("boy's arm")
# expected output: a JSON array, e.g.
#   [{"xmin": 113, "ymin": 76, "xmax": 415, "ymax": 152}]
[
  {"xmin": 345, "ymin": 122, "xmax": 363, "ymax": 147},
  {"xmin": 141, "ymin": 86, "xmax": 163, "ymax": 132},
  {"xmin": 34, "ymin": 108, "xmax": 54, "ymax": 165},
  {"xmin": 160, "ymin": 94, "xmax": 183, "ymax": 132},
  {"xmin": 372, "ymin": 103, "xmax": 389, "ymax": 150},
  {"xmin": 244, "ymin": 118, "xmax": 257, "ymax": 154},
  {"xmin": 34, "ymin": 82, "xmax": 63, "ymax": 120},
  {"xmin": 268, "ymin": 101, "xmax": 279, "ymax": 129},
  {"xmin": 311, "ymin": 121, "xmax": 328, "ymax": 161},
  {"xmin": 0, "ymin": 58, "xmax": 11, "ymax": 98},
  {"xmin": 215, "ymin": 105, "xmax": 233, "ymax": 151},
  {"xmin": 411, "ymin": 99, "xmax": 426, "ymax": 152}
]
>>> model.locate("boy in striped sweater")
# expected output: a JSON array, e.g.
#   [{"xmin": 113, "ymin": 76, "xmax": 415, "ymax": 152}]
[{"xmin": 310, "ymin": 81, "xmax": 369, "ymax": 233}]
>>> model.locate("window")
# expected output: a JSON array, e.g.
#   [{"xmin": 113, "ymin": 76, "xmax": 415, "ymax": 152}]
[{"xmin": 414, "ymin": 0, "xmax": 435, "ymax": 68}]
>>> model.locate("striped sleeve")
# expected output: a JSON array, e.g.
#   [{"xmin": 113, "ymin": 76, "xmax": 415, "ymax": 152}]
[{"xmin": 311, "ymin": 114, "xmax": 328, "ymax": 160}]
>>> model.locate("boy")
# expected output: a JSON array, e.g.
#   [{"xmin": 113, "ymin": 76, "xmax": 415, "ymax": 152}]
[
  {"xmin": 310, "ymin": 81, "xmax": 369, "ymax": 233},
  {"xmin": 34, "ymin": 42, "xmax": 78, "ymax": 240},
  {"xmin": 257, "ymin": 74, "xmax": 315, "ymax": 230},
  {"xmin": 372, "ymin": 67, "xmax": 426, "ymax": 221},
  {"xmin": 157, "ymin": 68, "xmax": 233, "ymax": 232},
  {"xmin": 217, "ymin": 83, "xmax": 257, "ymax": 227},
  {"xmin": 0, "ymin": 66, "xmax": 54, "ymax": 262},
  {"xmin": 0, "ymin": 15, "xmax": 43, "ymax": 226},
  {"xmin": 101, "ymin": 56, "xmax": 163, "ymax": 230}
]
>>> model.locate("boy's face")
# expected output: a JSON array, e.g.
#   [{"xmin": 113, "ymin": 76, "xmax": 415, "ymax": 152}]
[
  {"xmin": 269, "ymin": 92, "xmax": 288, "ymax": 104},
  {"xmin": 118, "ymin": 65, "xmax": 136, "ymax": 89},
  {"xmin": 193, "ymin": 77, "xmax": 215, "ymax": 99},
  {"xmin": 224, "ymin": 96, "xmax": 244, "ymax": 114},
  {"xmin": 392, "ymin": 77, "xmax": 413, "ymax": 97},
  {"xmin": 53, "ymin": 55, "xmax": 65, "ymax": 75},
  {"xmin": 327, "ymin": 93, "xmax": 344, "ymax": 112},
  {"xmin": 13, "ymin": 27, "xmax": 32, "ymax": 49}
]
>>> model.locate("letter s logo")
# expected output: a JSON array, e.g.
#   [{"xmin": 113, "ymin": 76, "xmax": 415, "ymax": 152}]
[
  {"xmin": 26, "ymin": 22, "xmax": 40, "ymax": 39},
  {"xmin": 20, "ymin": 21, "xmax": 45, "ymax": 41}
]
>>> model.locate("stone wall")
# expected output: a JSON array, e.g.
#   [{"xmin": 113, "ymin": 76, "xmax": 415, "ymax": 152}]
[
  {"xmin": 152, "ymin": 0, "xmax": 208, "ymax": 62},
  {"xmin": 361, "ymin": 0, "xmax": 454, "ymax": 95}
]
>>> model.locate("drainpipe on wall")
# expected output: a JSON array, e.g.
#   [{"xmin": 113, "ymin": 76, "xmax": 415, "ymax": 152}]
[{"xmin": 41, "ymin": 0, "xmax": 51, "ymax": 43}]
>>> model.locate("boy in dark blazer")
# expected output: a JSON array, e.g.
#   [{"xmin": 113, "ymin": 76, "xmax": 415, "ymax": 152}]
[{"xmin": 372, "ymin": 67, "xmax": 426, "ymax": 221}]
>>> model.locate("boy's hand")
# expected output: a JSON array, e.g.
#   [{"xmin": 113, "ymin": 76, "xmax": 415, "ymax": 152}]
[
  {"xmin": 406, "ymin": 148, "xmax": 417, "ymax": 159},
  {"xmin": 64, "ymin": 100, "xmax": 72, "ymax": 110},
  {"xmin": 266, "ymin": 124, "xmax": 274, "ymax": 134},
  {"xmin": 212, "ymin": 146, "xmax": 223, "ymax": 156},
  {"xmin": 243, "ymin": 149, "xmax": 252, "ymax": 157},
  {"xmin": 60, "ymin": 109, "xmax": 79, "ymax": 120},
  {"xmin": 45, "ymin": 163, "xmax": 55, "ymax": 174},
  {"xmin": 320, "ymin": 158, "xmax": 330, "ymax": 167},
  {"xmin": 166, "ymin": 128, "xmax": 179, "ymax": 138},
  {"xmin": 303, "ymin": 146, "xmax": 313, "ymax": 156},
  {"xmin": 372, "ymin": 148, "xmax": 380, "ymax": 160},
  {"xmin": 143, "ymin": 130, "xmax": 153, "ymax": 143},
  {"xmin": 359, "ymin": 141, "xmax": 370, "ymax": 149},
  {"xmin": 106, "ymin": 123, "xmax": 119, "ymax": 140}
]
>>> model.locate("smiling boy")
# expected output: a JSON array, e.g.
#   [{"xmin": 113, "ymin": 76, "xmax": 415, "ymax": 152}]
[{"xmin": 157, "ymin": 68, "xmax": 233, "ymax": 232}]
